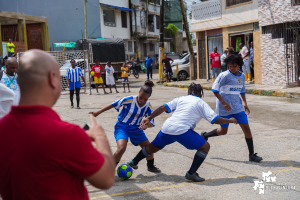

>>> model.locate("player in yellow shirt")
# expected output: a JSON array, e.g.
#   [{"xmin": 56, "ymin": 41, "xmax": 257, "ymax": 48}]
[
  {"xmin": 121, "ymin": 63, "xmax": 130, "ymax": 93},
  {"xmin": 7, "ymin": 39, "xmax": 15, "ymax": 55}
]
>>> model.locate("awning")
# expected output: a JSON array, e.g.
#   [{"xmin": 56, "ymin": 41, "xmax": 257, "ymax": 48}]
[
  {"xmin": 100, "ymin": 3, "xmax": 136, "ymax": 11},
  {"xmin": 53, "ymin": 42, "xmax": 75, "ymax": 48}
]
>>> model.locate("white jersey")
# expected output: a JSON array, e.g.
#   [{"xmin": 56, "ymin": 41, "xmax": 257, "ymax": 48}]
[
  {"xmin": 0, "ymin": 73, "xmax": 20, "ymax": 105},
  {"xmin": 161, "ymin": 95, "xmax": 219, "ymax": 135},
  {"xmin": 0, "ymin": 83, "xmax": 15, "ymax": 119},
  {"xmin": 105, "ymin": 65, "xmax": 114, "ymax": 77}
]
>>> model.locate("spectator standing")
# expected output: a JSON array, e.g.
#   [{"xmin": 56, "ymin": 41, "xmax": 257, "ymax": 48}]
[
  {"xmin": 66, "ymin": 59, "xmax": 86, "ymax": 109},
  {"xmin": 239, "ymin": 43, "xmax": 251, "ymax": 81},
  {"xmin": 121, "ymin": 63, "xmax": 130, "ymax": 93},
  {"xmin": 145, "ymin": 54, "xmax": 154, "ymax": 79},
  {"xmin": 221, "ymin": 50, "xmax": 228, "ymax": 72},
  {"xmin": 105, "ymin": 61, "xmax": 119, "ymax": 93},
  {"xmin": 250, "ymin": 42, "xmax": 254, "ymax": 80},
  {"xmin": 0, "ymin": 83, "xmax": 15, "ymax": 119},
  {"xmin": 7, "ymin": 39, "xmax": 15, "ymax": 55},
  {"xmin": 0, "ymin": 57, "xmax": 20, "ymax": 105},
  {"xmin": 162, "ymin": 54, "xmax": 174, "ymax": 82},
  {"xmin": 91, "ymin": 59, "xmax": 107, "ymax": 95},
  {"xmin": 209, "ymin": 46, "xmax": 221, "ymax": 83},
  {"xmin": 0, "ymin": 50, "xmax": 115, "ymax": 200}
]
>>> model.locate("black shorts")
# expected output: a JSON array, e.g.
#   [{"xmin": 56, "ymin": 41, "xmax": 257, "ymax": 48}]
[{"xmin": 165, "ymin": 68, "xmax": 173, "ymax": 75}]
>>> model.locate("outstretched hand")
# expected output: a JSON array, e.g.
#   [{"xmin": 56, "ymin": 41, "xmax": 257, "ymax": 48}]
[
  {"xmin": 89, "ymin": 111, "xmax": 100, "ymax": 117},
  {"xmin": 244, "ymin": 105, "xmax": 250, "ymax": 115},
  {"xmin": 139, "ymin": 118, "xmax": 150, "ymax": 130}
]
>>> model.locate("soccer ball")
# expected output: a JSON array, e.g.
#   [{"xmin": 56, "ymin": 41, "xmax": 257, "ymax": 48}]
[
  {"xmin": 91, "ymin": 71, "xmax": 95, "ymax": 76},
  {"xmin": 117, "ymin": 164, "xmax": 133, "ymax": 180}
]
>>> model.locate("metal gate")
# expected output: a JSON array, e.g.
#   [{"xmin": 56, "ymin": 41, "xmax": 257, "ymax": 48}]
[
  {"xmin": 18, "ymin": 50, "xmax": 91, "ymax": 94},
  {"xmin": 285, "ymin": 22, "xmax": 300, "ymax": 87}
]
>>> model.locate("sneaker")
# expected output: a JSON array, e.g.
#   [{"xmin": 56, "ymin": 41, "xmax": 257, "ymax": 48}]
[
  {"xmin": 148, "ymin": 165, "xmax": 161, "ymax": 173},
  {"xmin": 127, "ymin": 161, "xmax": 138, "ymax": 170},
  {"xmin": 249, "ymin": 153, "xmax": 263, "ymax": 162},
  {"xmin": 201, "ymin": 132, "xmax": 208, "ymax": 141},
  {"xmin": 97, "ymin": 93, "xmax": 100, "ymax": 95},
  {"xmin": 77, "ymin": 106, "xmax": 81, "ymax": 109},
  {"xmin": 71, "ymin": 105, "xmax": 74, "ymax": 108},
  {"xmin": 128, "ymin": 90, "xmax": 131, "ymax": 93},
  {"xmin": 123, "ymin": 90, "xmax": 126, "ymax": 93},
  {"xmin": 185, "ymin": 172, "xmax": 205, "ymax": 182}
]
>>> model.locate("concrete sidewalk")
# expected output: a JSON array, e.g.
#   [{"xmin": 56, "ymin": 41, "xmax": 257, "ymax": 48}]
[{"xmin": 161, "ymin": 79, "xmax": 300, "ymax": 98}]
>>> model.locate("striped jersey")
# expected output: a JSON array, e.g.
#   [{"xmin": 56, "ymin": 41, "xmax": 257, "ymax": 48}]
[
  {"xmin": 66, "ymin": 67, "xmax": 83, "ymax": 83},
  {"xmin": 112, "ymin": 96, "xmax": 155, "ymax": 126},
  {"xmin": 212, "ymin": 69, "xmax": 246, "ymax": 116}
]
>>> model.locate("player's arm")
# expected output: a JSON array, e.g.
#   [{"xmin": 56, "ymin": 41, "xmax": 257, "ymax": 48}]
[
  {"xmin": 213, "ymin": 92, "xmax": 231, "ymax": 111},
  {"xmin": 214, "ymin": 117, "xmax": 237, "ymax": 125},
  {"xmin": 81, "ymin": 76, "xmax": 86, "ymax": 87},
  {"xmin": 89, "ymin": 104, "xmax": 114, "ymax": 117},
  {"xmin": 85, "ymin": 115, "xmax": 115, "ymax": 189},
  {"xmin": 140, "ymin": 105, "xmax": 167, "ymax": 129},
  {"xmin": 240, "ymin": 94, "xmax": 250, "ymax": 115}
]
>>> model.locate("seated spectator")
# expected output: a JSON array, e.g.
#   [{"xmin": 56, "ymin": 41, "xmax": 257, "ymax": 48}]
[{"xmin": 0, "ymin": 49, "xmax": 115, "ymax": 200}]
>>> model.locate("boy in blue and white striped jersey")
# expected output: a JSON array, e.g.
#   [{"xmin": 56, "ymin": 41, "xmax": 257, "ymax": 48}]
[
  {"xmin": 66, "ymin": 59, "xmax": 86, "ymax": 109},
  {"xmin": 89, "ymin": 80, "xmax": 161, "ymax": 172},
  {"xmin": 202, "ymin": 54, "xmax": 263, "ymax": 162}
]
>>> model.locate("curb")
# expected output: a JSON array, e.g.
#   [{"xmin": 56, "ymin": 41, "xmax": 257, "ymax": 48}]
[{"xmin": 162, "ymin": 83, "xmax": 300, "ymax": 98}]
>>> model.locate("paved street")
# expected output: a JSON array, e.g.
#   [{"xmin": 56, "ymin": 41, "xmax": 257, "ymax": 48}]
[{"xmin": 54, "ymin": 72, "xmax": 300, "ymax": 200}]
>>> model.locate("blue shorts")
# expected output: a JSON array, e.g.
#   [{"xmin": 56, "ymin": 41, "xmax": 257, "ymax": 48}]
[
  {"xmin": 69, "ymin": 81, "xmax": 81, "ymax": 90},
  {"xmin": 152, "ymin": 130, "xmax": 206, "ymax": 150},
  {"xmin": 220, "ymin": 111, "xmax": 248, "ymax": 128},
  {"xmin": 114, "ymin": 121, "xmax": 148, "ymax": 146}
]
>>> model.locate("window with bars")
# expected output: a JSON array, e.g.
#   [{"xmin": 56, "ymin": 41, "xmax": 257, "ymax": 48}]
[
  {"xmin": 292, "ymin": 0, "xmax": 300, "ymax": 6},
  {"xmin": 103, "ymin": 10, "xmax": 116, "ymax": 27},
  {"xmin": 226, "ymin": 0, "xmax": 252, "ymax": 7},
  {"xmin": 121, "ymin": 11, "xmax": 127, "ymax": 28}
]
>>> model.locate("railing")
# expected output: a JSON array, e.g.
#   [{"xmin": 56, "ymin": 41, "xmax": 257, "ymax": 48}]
[
  {"xmin": 192, "ymin": 0, "xmax": 221, "ymax": 22},
  {"xmin": 226, "ymin": 0, "xmax": 251, "ymax": 7}
]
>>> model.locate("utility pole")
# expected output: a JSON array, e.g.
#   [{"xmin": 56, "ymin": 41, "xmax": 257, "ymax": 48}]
[
  {"xmin": 84, "ymin": 0, "xmax": 88, "ymax": 39},
  {"xmin": 159, "ymin": 0, "xmax": 165, "ymax": 82},
  {"xmin": 179, "ymin": 0, "xmax": 195, "ymax": 80}
]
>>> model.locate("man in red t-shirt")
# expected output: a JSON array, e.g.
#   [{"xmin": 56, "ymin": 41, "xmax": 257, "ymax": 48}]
[
  {"xmin": 209, "ymin": 46, "xmax": 221, "ymax": 83},
  {"xmin": 0, "ymin": 50, "xmax": 115, "ymax": 200},
  {"xmin": 91, "ymin": 59, "xmax": 107, "ymax": 94}
]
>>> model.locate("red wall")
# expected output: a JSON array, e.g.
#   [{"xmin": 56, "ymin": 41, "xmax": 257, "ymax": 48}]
[
  {"xmin": 1, "ymin": 23, "xmax": 43, "ymax": 50},
  {"xmin": 3, "ymin": 41, "xmax": 26, "ymax": 53}
]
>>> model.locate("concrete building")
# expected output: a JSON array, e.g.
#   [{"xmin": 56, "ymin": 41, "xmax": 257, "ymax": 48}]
[
  {"xmin": 164, "ymin": 0, "xmax": 188, "ymax": 54},
  {"xmin": 130, "ymin": 0, "xmax": 164, "ymax": 62},
  {"xmin": 191, "ymin": 0, "xmax": 300, "ymax": 87},
  {"xmin": 0, "ymin": 0, "xmax": 102, "ymax": 50}
]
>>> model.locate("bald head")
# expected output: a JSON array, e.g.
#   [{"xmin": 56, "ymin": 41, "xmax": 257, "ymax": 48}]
[
  {"xmin": 18, "ymin": 50, "xmax": 61, "ymax": 106},
  {"xmin": 6, "ymin": 57, "xmax": 18, "ymax": 76}
]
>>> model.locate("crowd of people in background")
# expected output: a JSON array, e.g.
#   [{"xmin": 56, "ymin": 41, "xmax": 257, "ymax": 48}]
[{"xmin": 210, "ymin": 42, "xmax": 254, "ymax": 83}]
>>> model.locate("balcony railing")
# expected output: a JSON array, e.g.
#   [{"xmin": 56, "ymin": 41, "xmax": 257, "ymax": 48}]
[
  {"xmin": 148, "ymin": 24, "xmax": 155, "ymax": 32},
  {"xmin": 192, "ymin": 0, "xmax": 221, "ymax": 22}
]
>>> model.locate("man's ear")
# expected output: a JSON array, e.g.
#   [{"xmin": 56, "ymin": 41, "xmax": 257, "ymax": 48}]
[{"xmin": 49, "ymin": 71, "xmax": 58, "ymax": 89}]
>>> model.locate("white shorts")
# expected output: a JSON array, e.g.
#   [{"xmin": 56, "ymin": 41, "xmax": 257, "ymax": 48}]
[{"xmin": 106, "ymin": 76, "xmax": 115, "ymax": 85}]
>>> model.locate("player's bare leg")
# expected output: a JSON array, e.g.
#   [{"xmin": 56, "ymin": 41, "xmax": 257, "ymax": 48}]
[
  {"xmin": 101, "ymin": 83, "xmax": 107, "ymax": 94},
  {"xmin": 114, "ymin": 84, "xmax": 119, "ymax": 93},
  {"xmin": 114, "ymin": 139, "xmax": 128, "ymax": 167}
]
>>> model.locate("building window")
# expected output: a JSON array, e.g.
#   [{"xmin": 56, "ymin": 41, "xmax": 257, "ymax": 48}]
[
  {"xmin": 254, "ymin": 22, "xmax": 260, "ymax": 31},
  {"xmin": 121, "ymin": 11, "xmax": 127, "ymax": 28},
  {"xmin": 141, "ymin": 11, "xmax": 146, "ymax": 28},
  {"xmin": 226, "ymin": 0, "xmax": 251, "ymax": 7},
  {"xmin": 103, "ymin": 10, "xmax": 116, "ymax": 27},
  {"xmin": 292, "ymin": 0, "xmax": 300, "ymax": 6},
  {"xmin": 148, "ymin": 15, "xmax": 155, "ymax": 32},
  {"xmin": 156, "ymin": 16, "xmax": 160, "ymax": 29},
  {"xmin": 128, "ymin": 41, "xmax": 133, "ymax": 52},
  {"xmin": 150, "ymin": 43, "xmax": 154, "ymax": 51}
]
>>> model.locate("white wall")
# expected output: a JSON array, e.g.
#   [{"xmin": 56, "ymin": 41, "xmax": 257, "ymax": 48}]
[
  {"xmin": 99, "ymin": 0, "xmax": 131, "ymax": 39},
  {"xmin": 191, "ymin": 0, "xmax": 259, "ymax": 32}
]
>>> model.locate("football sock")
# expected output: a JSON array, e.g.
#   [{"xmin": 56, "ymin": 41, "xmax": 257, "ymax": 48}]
[
  {"xmin": 245, "ymin": 138, "xmax": 254, "ymax": 155},
  {"xmin": 188, "ymin": 150, "xmax": 207, "ymax": 175},
  {"xmin": 204, "ymin": 129, "xmax": 218, "ymax": 138},
  {"xmin": 147, "ymin": 158, "xmax": 154, "ymax": 167},
  {"xmin": 132, "ymin": 147, "xmax": 150, "ymax": 165},
  {"xmin": 76, "ymin": 97, "xmax": 80, "ymax": 107}
]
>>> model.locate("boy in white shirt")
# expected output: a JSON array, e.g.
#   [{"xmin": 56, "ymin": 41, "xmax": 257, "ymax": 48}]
[
  {"xmin": 0, "ymin": 83, "xmax": 15, "ymax": 119},
  {"xmin": 127, "ymin": 83, "xmax": 237, "ymax": 182},
  {"xmin": 105, "ymin": 61, "xmax": 119, "ymax": 93}
]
